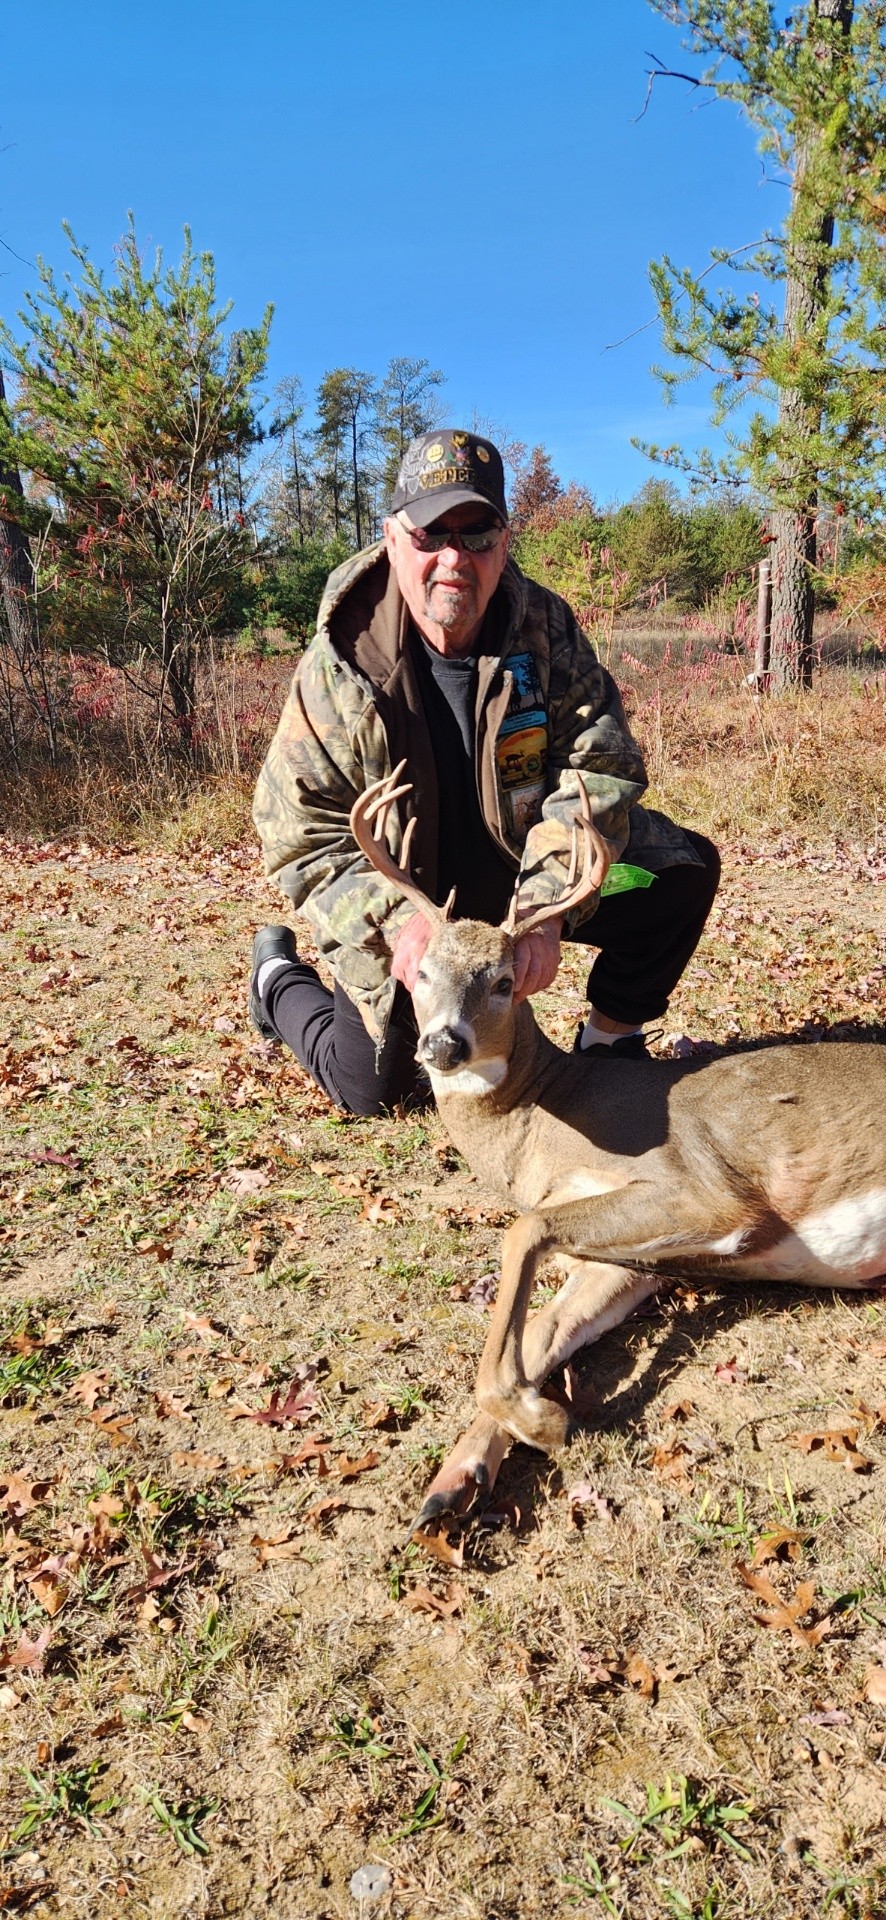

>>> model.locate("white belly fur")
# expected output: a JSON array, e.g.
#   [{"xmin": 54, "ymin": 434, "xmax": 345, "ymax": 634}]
[{"xmin": 726, "ymin": 1187, "xmax": 886, "ymax": 1287}]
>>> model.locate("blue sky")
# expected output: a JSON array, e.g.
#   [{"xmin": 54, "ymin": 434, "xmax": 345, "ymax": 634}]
[{"xmin": 0, "ymin": 1, "xmax": 781, "ymax": 502}]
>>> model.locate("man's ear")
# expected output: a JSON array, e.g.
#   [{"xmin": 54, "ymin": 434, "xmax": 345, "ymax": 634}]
[{"xmin": 382, "ymin": 518, "xmax": 399, "ymax": 569}]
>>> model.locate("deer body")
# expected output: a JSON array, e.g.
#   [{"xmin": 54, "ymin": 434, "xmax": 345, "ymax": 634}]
[{"xmin": 348, "ymin": 769, "xmax": 886, "ymax": 1529}]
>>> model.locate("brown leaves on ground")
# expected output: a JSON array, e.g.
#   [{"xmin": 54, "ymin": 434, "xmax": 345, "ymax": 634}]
[
  {"xmin": 737, "ymin": 1562, "xmax": 834, "ymax": 1648},
  {"xmin": 232, "ymin": 1375, "xmax": 320, "ymax": 1428},
  {"xmin": 575, "ymin": 1648, "xmax": 680, "ymax": 1702},
  {"xmin": 750, "ymin": 1527, "xmax": 809, "ymax": 1568},
  {"xmin": 67, "ymin": 1368, "xmax": 114, "ymax": 1410},
  {"xmin": 251, "ymin": 1528, "xmax": 306, "ymax": 1566},
  {"xmin": 786, "ymin": 1425, "xmax": 873, "ymax": 1472},
  {"xmin": 402, "ymin": 1582, "xmax": 467, "ymax": 1619},
  {"xmin": 650, "ymin": 1441, "xmax": 693, "ymax": 1488},
  {"xmin": 335, "ymin": 1450, "xmax": 380, "ymax": 1482},
  {"xmin": 567, "ymin": 1482, "xmax": 615, "ymax": 1526},
  {"xmin": 0, "ymin": 1626, "xmax": 52, "ymax": 1673},
  {"xmin": 0, "ymin": 1475, "xmax": 54, "ymax": 1519},
  {"xmin": 862, "ymin": 1664, "xmax": 886, "ymax": 1705},
  {"xmin": 412, "ymin": 1525, "xmax": 466, "ymax": 1568}
]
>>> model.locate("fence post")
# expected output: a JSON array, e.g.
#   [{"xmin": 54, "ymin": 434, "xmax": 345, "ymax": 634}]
[{"xmin": 754, "ymin": 558, "xmax": 772, "ymax": 685}]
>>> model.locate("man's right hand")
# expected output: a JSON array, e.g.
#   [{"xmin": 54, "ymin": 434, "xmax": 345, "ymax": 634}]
[{"xmin": 391, "ymin": 913, "xmax": 435, "ymax": 993}]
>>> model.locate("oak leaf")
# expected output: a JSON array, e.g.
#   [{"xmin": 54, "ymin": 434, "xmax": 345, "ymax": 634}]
[
  {"xmin": 412, "ymin": 1525, "xmax": 465, "ymax": 1568},
  {"xmin": 402, "ymin": 1583, "xmax": 467, "ymax": 1619},
  {"xmin": 737, "ymin": 1562, "xmax": 833, "ymax": 1647}
]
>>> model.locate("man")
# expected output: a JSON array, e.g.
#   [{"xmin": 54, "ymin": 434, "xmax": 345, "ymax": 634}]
[{"xmin": 250, "ymin": 429, "xmax": 719, "ymax": 1116}]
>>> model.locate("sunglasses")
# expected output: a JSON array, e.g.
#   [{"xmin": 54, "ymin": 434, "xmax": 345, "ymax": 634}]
[{"xmin": 397, "ymin": 517, "xmax": 505, "ymax": 554}]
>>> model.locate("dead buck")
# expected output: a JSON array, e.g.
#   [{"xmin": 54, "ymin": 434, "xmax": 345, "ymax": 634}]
[{"xmin": 350, "ymin": 766, "xmax": 886, "ymax": 1532}]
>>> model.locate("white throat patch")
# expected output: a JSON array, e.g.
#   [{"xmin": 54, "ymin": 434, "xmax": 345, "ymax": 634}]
[{"xmin": 428, "ymin": 1056, "xmax": 509, "ymax": 1098}]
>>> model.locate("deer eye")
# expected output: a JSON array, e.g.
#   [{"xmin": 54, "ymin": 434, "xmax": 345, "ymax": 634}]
[{"xmin": 492, "ymin": 977, "xmax": 514, "ymax": 997}]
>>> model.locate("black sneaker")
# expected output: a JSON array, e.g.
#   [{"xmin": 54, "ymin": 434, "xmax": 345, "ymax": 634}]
[
  {"xmin": 249, "ymin": 925, "xmax": 298, "ymax": 1041},
  {"xmin": 573, "ymin": 1028, "xmax": 649, "ymax": 1061}
]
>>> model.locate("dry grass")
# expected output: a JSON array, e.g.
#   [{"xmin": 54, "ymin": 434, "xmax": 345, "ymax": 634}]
[{"xmin": 0, "ymin": 647, "xmax": 885, "ymax": 1918}]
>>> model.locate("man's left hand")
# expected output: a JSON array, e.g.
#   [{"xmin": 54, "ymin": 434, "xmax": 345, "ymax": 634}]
[{"xmin": 513, "ymin": 918, "xmax": 563, "ymax": 1004}]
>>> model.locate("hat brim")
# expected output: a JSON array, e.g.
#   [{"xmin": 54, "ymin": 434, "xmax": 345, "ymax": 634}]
[{"xmin": 398, "ymin": 487, "xmax": 507, "ymax": 530}]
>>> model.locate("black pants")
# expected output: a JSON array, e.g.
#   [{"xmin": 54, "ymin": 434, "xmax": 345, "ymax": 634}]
[{"xmin": 260, "ymin": 831, "xmax": 720, "ymax": 1118}]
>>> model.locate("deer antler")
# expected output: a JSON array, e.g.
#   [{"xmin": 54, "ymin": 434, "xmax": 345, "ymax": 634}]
[
  {"xmin": 349, "ymin": 762, "xmax": 456, "ymax": 924},
  {"xmin": 503, "ymin": 778, "xmax": 610, "ymax": 939}
]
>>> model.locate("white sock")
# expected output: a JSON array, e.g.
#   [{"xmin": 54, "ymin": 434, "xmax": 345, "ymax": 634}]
[
  {"xmin": 257, "ymin": 956, "xmax": 289, "ymax": 1000},
  {"xmin": 580, "ymin": 1015, "xmax": 642, "ymax": 1051}
]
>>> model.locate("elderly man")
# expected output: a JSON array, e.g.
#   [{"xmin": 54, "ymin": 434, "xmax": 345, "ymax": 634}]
[{"xmin": 250, "ymin": 429, "xmax": 719, "ymax": 1115}]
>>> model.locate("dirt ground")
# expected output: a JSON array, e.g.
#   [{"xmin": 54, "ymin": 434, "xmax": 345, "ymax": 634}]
[{"xmin": 0, "ymin": 823, "xmax": 885, "ymax": 1920}]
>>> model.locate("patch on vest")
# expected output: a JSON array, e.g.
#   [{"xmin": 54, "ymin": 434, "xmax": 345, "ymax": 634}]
[{"xmin": 496, "ymin": 653, "xmax": 548, "ymax": 840}]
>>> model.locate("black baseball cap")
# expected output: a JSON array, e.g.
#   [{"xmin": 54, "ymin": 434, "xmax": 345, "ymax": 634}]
[{"xmin": 389, "ymin": 428, "xmax": 508, "ymax": 527}]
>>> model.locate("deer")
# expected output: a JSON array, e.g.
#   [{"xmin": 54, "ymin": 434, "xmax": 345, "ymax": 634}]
[{"xmin": 349, "ymin": 766, "xmax": 886, "ymax": 1535}]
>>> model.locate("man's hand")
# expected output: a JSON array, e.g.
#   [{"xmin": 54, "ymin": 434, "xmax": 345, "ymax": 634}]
[
  {"xmin": 513, "ymin": 917, "xmax": 563, "ymax": 1004},
  {"xmin": 391, "ymin": 913, "xmax": 435, "ymax": 993}
]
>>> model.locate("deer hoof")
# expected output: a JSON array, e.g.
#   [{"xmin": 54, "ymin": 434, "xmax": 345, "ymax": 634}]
[
  {"xmin": 410, "ymin": 1459, "xmax": 490, "ymax": 1537},
  {"xmin": 476, "ymin": 1384, "xmax": 571, "ymax": 1453}
]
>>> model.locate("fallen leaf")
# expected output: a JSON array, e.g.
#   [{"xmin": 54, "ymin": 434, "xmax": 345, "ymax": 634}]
[
  {"xmin": 135, "ymin": 1237, "xmax": 174, "ymax": 1262},
  {"xmin": 206, "ymin": 1377, "xmax": 234, "ymax": 1401},
  {"xmin": 862, "ymin": 1664, "xmax": 886, "ymax": 1705},
  {"xmin": 402, "ymin": 1583, "xmax": 467, "ymax": 1619},
  {"xmin": 713, "ymin": 1357, "xmax": 748, "ymax": 1385},
  {"xmin": 737, "ymin": 1562, "xmax": 833, "ymax": 1648},
  {"xmin": 303, "ymin": 1496, "xmax": 348, "ymax": 1530},
  {"xmin": 567, "ymin": 1482, "xmax": 615, "ymax": 1524},
  {"xmin": 276, "ymin": 1437, "xmax": 332, "ymax": 1473},
  {"xmin": 361, "ymin": 1193, "xmax": 402, "ymax": 1226},
  {"xmin": 335, "ymin": 1450, "xmax": 380, "ymax": 1482},
  {"xmin": 67, "ymin": 1369, "xmax": 113, "ymax": 1410},
  {"xmin": 0, "ymin": 1627, "xmax": 52, "ymax": 1672},
  {"xmin": 251, "ymin": 1528, "xmax": 306, "ymax": 1566},
  {"xmin": 154, "ymin": 1392, "xmax": 194, "ymax": 1420},
  {"xmin": 180, "ymin": 1708, "xmax": 211, "ymax": 1733},
  {"xmin": 0, "ymin": 1476, "xmax": 54, "ymax": 1519},
  {"xmin": 659, "ymin": 1399, "xmax": 695, "ymax": 1428},
  {"xmin": 361, "ymin": 1401, "xmax": 398, "ymax": 1430},
  {"xmin": 87, "ymin": 1407, "xmax": 137, "ymax": 1446},
  {"xmin": 412, "ymin": 1525, "xmax": 465, "ymax": 1568},
  {"xmin": 751, "ymin": 1527, "xmax": 808, "ymax": 1568},
  {"xmin": 650, "ymin": 1441, "xmax": 693, "ymax": 1487},
  {"xmin": 852, "ymin": 1399, "xmax": 886, "ymax": 1434},
  {"xmin": 223, "ymin": 1167, "xmax": 270, "ymax": 1198},
  {"xmin": 27, "ymin": 1147, "xmax": 82, "ymax": 1171},
  {"xmin": 0, "ymin": 1683, "xmax": 23, "ymax": 1710},
  {"xmin": 466, "ymin": 1271, "xmax": 498, "ymax": 1311},
  {"xmin": 786, "ymin": 1427, "xmax": 872, "ymax": 1472},
  {"xmin": 621, "ymin": 1653, "xmax": 656, "ymax": 1700},
  {"xmin": 234, "ymin": 1378, "xmax": 320, "ymax": 1428},
  {"xmin": 181, "ymin": 1312, "xmax": 223, "ymax": 1342}
]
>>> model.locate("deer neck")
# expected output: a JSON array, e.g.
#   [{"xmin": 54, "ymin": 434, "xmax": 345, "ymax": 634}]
[{"xmin": 430, "ymin": 1001, "xmax": 559, "ymax": 1115}]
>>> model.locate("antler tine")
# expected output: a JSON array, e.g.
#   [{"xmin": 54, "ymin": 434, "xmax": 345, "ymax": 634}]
[
  {"xmin": 503, "ymin": 779, "xmax": 610, "ymax": 941},
  {"xmin": 349, "ymin": 762, "xmax": 454, "ymax": 926}
]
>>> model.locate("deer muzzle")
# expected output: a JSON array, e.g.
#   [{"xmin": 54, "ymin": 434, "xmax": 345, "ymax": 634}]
[{"xmin": 418, "ymin": 1025, "xmax": 471, "ymax": 1072}]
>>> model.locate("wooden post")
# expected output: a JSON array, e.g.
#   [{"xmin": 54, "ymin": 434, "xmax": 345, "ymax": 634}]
[{"xmin": 755, "ymin": 558, "xmax": 772, "ymax": 685}]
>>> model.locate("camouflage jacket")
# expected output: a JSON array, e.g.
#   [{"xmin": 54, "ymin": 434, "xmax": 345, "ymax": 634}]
[{"xmin": 253, "ymin": 543, "xmax": 702, "ymax": 1040}]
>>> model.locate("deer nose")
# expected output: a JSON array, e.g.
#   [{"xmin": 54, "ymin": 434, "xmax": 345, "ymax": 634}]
[{"xmin": 419, "ymin": 1026, "xmax": 470, "ymax": 1071}]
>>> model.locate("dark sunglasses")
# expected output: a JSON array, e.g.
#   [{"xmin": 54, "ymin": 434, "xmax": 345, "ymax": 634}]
[{"xmin": 397, "ymin": 516, "xmax": 505, "ymax": 554}]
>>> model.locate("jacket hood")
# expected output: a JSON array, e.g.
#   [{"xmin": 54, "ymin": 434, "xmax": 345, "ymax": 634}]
[{"xmin": 316, "ymin": 540, "xmax": 531, "ymax": 673}]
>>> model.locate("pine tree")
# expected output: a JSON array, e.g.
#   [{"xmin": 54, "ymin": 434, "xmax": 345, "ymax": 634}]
[
  {"xmin": 643, "ymin": 0, "xmax": 886, "ymax": 686},
  {"xmin": 0, "ymin": 218, "xmax": 270, "ymax": 748}
]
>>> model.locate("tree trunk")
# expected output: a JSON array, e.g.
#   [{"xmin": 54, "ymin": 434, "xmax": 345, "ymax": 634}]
[
  {"xmin": 769, "ymin": 0, "xmax": 853, "ymax": 690},
  {"xmin": 351, "ymin": 413, "xmax": 362, "ymax": 549},
  {"xmin": 0, "ymin": 371, "xmax": 38, "ymax": 667}
]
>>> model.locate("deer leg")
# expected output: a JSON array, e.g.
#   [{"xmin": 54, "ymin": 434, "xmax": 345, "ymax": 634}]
[
  {"xmin": 475, "ymin": 1183, "xmax": 717, "ymax": 1450},
  {"xmin": 411, "ymin": 1259, "xmax": 661, "ymax": 1532}
]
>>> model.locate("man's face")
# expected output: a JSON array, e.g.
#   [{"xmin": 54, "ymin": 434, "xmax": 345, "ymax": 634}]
[{"xmin": 383, "ymin": 502, "xmax": 509, "ymax": 655}]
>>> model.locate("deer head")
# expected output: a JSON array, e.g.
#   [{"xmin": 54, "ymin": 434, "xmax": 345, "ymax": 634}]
[{"xmin": 350, "ymin": 764, "xmax": 609, "ymax": 1085}]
